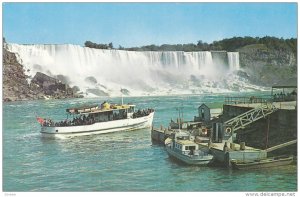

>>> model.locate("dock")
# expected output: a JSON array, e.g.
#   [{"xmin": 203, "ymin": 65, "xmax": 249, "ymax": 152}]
[
  {"xmin": 223, "ymin": 99, "xmax": 297, "ymax": 156},
  {"xmin": 153, "ymin": 90, "xmax": 297, "ymax": 168},
  {"xmin": 198, "ymin": 141, "xmax": 267, "ymax": 167},
  {"xmin": 151, "ymin": 127, "xmax": 173, "ymax": 144}
]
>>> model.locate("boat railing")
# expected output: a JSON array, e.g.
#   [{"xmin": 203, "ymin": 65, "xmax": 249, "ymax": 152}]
[
  {"xmin": 42, "ymin": 108, "xmax": 154, "ymax": 127},
  {"xmin": 133, "ymin": 108, "xmax": 154, "ymax": 118}
]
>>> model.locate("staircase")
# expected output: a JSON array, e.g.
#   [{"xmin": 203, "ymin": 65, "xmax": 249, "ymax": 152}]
[{"xmin": 224, "ymin": 103, "xmax": 278, "ymax": 133}]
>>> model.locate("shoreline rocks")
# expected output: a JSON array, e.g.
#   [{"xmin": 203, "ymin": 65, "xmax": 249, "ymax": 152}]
[{"xmin": 3, "ymin": 48, "xmax": 83, "ymax": 102}]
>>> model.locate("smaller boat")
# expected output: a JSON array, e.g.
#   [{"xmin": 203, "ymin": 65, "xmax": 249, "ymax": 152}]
[
  {"xmin": 231, "ymin": 155, "xmax": 294, "ymax": 170},
  {"xmin": 165, "ymin": 131, "xmax": 213, "ymax": 165}
]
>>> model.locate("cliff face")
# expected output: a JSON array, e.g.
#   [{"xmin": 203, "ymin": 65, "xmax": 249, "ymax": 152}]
[
  {"xmin": 238, "ymin": 44, "xmax": 297, "ymax": 86},
  {"xmin": 3, "ymin": 48, "xmax": 83, "ymax": 102},
  {"xmin": 3, "ymin": 48, "xmax": 33, "ymax": 101}
]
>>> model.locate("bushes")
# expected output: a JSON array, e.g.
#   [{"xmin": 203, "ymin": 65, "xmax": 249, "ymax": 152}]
[
  {"xmin": 84, "ymin": 41, "xmax": 113, "ymax": 49},
  {"xmin": 84, "ymin": 37, "xmax": 296, "ymax": 57}
]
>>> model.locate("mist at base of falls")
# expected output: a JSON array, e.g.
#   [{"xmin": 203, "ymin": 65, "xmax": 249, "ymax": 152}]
[{"xmin": 6, "ymin": 43, "xmax": 266, "ymax": 97}]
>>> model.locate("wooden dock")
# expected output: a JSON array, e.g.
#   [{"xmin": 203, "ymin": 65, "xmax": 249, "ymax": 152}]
[
  {"xmin": 198, "ymin": 141, "xmax": 267, "ymax": 167},
  {"xmin": 151, "ymin": 127, "xmax": 173, "ymax": 144}
]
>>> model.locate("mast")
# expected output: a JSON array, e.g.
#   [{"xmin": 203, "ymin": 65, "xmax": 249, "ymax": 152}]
[
  {"xmin": 121, "ymin": 88, "xmax": 124, "ymax": 105},
  {"xmin": 176, "ymin": 102, "xmax": 184, "ymax": 130}
]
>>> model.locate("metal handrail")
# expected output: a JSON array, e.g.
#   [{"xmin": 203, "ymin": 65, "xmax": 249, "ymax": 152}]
[{"xmin": 224, "ymin": 96, "xmax": 273, "ymax": 105}]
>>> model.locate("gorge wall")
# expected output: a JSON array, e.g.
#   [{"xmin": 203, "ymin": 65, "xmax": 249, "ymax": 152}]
[{"xmin": 238, "ymin": 44, "xmax": 297, "ymax": 86}]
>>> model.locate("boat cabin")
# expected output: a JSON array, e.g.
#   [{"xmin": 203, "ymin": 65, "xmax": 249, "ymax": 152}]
[
  {"xmin": 54, "ymin": 103, "xmax": 138, "ymax": 126},
  {"xmin": 169, "ymin": 131, "xmax": 200, "ymax": 154},
  {"xmin": 174, "ymin": 140, "xmax": 200, "ymax": 156},
  {"xmin": 79, "ymin": 103, "xmax": 136, "ymax": 122}
]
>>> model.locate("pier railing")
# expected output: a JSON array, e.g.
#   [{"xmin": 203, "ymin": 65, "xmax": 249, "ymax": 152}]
[{"xmin": 224, "ymin": 96, "xmax": 272, "ymax": 105}]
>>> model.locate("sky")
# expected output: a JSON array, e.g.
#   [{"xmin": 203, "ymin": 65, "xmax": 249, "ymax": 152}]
[{"xmin": 2, "ymin": 2, "xmax": 297, "ymax": 47}]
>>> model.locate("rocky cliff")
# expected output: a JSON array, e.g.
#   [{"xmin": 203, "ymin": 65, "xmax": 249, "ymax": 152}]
[
  {"xmin": 3, "ymin": 48, "xmax": 83, "ymax": 102},
  {"xmin": 238, "ymin": 44, "xmax": 297, "ymax": 86},
  {"xmin": 3, "ymin": 48, "xmax": 33, "ymax": 101}
]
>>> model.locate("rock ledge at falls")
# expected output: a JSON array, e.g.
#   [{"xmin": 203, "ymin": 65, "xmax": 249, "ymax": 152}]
[{"xmin": 3, "ymin": 48, "xmax": 83, "ymax": 102}]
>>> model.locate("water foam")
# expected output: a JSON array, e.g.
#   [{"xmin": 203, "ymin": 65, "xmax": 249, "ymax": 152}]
[{"xmin": 6, "ymin": 43, "xmax": 263, "ymax": 96}]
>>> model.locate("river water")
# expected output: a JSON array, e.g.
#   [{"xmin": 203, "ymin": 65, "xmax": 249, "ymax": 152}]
[{"xmin": 3, "ymin": 93, "xmax": 297, "ymax": 191}]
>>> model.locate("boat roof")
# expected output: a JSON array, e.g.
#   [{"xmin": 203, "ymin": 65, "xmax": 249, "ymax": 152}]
[
  {"xmin": 66, "ymin": 103, "xmax": 135, "ymax": 114},
  {"xmin": 187, "ymin": 122, "xmax": 202, "ymax": 125},
  {"xmin": 176, "ymin": 140, "xmax": 197, "ymax": 146}
]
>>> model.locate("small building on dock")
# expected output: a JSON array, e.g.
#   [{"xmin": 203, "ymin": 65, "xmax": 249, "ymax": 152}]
[
  {"xmin": 194, "ymin": 103, "xmax": 222, "ymax": 122},
  {"xmin": 195, "ymin": 103, "xmax": 211, "ymax": 122}
]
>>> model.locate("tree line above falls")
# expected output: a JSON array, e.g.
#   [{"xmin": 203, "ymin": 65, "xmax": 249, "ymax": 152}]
[
  {"xmin": 84, "ymin": 36, "xmax": 296, "ymax": 55},
  {"xmin": 85, "ymin": 36, "xmax": 297, "ymax": 87}
]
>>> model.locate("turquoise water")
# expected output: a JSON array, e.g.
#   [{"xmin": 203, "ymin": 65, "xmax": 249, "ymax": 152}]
[{"xmin": 3, "ymin": 93, "xmax": 297, "ymax": 191}]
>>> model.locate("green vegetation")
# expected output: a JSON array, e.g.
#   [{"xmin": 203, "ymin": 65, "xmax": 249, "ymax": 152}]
[
  {"xmin": 84, "ymin": 41, "xmax": 113, "ymax": 49},
  {"xmin": 84, "ymin": 36, "xmax": 296, "ymax": 55}
]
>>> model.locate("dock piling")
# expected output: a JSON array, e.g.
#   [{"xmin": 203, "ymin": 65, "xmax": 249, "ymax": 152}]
[
  {"xmin": 240, "ymin": 142, "xmax": 246, "ymax": 150},
  {"xmin": 223, "ymin": 142, "xmax": 229, "ymax": 152}
]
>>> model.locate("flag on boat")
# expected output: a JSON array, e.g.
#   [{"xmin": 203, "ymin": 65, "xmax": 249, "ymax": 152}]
[{"xmin": 36, "ymin": 117, "xmax": 45, "ymax": 124}]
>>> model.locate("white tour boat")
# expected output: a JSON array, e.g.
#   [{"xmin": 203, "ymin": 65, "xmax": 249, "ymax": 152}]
[
  {"xmin": 165, "ymin": 131, "xmax": 213, "ymax": 165},
  {"xmin": 37, "ymin": 101, "xmax": 154, "ymax": 138}
]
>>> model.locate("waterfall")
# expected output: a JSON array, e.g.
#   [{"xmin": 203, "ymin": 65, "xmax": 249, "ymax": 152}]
[
  {"xmin": 227, "ymin": 52, "xmax": 240, "ymax": 71},
  {"xmin": 6, "ymin": 43, "xmax": 245, "ymax": 96}
]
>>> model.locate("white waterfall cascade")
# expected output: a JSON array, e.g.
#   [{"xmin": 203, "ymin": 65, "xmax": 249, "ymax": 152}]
[
  {"xmin": 6, "ymin": 43, "xmax": 264, "ymax": 96},
  {"xmin": 228, "ymin": 52, "xmax": 240, "ymax": 71}
]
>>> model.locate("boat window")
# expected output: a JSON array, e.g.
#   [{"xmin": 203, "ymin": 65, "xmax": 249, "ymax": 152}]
[
  {"xmin": 128, "ymin": 106, "xmax": 134, "ymax": 113},
  {"xmin": 185, "ymin": 146, "xmax": 189, "ymax": 150},
  {"xmin": 175, "ymin": 144, "xmax": 182, "ymax": 150},
  {"xmin": 189, "ymin": 146, "xmax": 196, "ymax": 150}
]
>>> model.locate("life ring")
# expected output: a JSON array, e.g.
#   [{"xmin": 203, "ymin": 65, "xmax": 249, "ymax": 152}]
[
  {"xmin": 225, "ymin": 127, "xmax": 232, "ymax": 134},
  {"xmin": 202, "ymin": 128, "xmax": 207, "ymax": 135}
]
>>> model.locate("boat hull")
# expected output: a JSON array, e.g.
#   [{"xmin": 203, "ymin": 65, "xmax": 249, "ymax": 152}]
[
  {"xmin": 231, "ymin": 156, "xmax": 294, "ymax": 170},
  {"xmin": 166, "ymin": 145, "xmax": 213, "ymax": 165},
  {"xmin": 41, "ymin": 112, "xmax": 154, "ymax": 138}
]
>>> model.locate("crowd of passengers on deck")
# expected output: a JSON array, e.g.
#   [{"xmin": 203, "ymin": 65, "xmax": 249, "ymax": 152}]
[
  {"xmin": 42, "ymin": 108, "xmax": 154, "ymax": 127},
  {"xmin": 43, "ymin": 114, "xmax": 96, "ymax": 127},
  {"xmin": 133, "ymin": 108, "xmax": 154, "ymax": 118}
]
